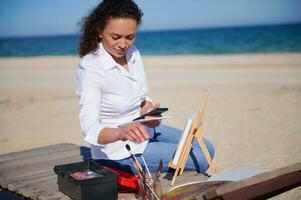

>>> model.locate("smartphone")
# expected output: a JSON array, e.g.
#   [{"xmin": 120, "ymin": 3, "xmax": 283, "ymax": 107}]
[{"xmin": 133, "ymin": 108, "xmax": 168, "ymax": 121}]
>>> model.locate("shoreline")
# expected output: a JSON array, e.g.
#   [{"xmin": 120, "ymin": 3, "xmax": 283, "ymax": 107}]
[
  {"xmin": 0, "ymin": 52, "xmax": 300, "ymax": 60},
  {"xmin": 1, "ymin": 52, "xmax": 300, "ymax": 70}
]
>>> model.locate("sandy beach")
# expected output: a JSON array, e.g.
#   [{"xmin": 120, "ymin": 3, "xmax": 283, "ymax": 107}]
[{"xmin": 0, "ymin": 53, "xmax": 301, "ymax": 199}]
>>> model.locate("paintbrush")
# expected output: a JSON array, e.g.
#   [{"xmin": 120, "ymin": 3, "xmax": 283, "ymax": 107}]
[
  {"xmin": 125, "ymin": 144, "xmax": 143, "ymax": 174},
  {"xmin": 153, "ymin": 159, "xmax": 163, "ymax": 199},
  {"xmin": 125, "ymin": 145, "xmax": 160, "ymax": 199},
  {"xmin": 155, "ymin": 159, "xmax": 163, "ymax": 182},
  {"xmin": 142, "ymin": 165, "xmax": 147, "ymax": 196},
  {"xmin": 141, "ymin": 155, "xmax": 152, "ymax": 180}
]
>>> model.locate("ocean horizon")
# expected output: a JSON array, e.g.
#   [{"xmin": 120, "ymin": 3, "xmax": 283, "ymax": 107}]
[{"xmin": 0, "ymin": 23, "xmax": 300, "ymax": 57}]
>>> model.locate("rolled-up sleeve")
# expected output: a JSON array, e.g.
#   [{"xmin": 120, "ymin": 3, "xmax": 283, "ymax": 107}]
[
  {"xmin": 76, "ymin": 67, "xmax": 105, "ymax": 146},
  {"xmin": 145, "ymin": 95, "xmax": 152, "ymax": 102}
]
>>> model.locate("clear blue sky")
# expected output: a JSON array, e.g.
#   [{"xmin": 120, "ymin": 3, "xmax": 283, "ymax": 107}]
[{"xmin": 0, "ymin": 0, "xmax": 300, "ymax": 38}]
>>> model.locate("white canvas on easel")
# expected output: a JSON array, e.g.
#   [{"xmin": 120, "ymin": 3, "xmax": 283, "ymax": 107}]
[
  {"xmin": 172, "ymin": 113, "xmax": 195, "ymax": 166},
  {"xmin": 168, "ymin": 93, "xmax": 218, "ymax": 186}
]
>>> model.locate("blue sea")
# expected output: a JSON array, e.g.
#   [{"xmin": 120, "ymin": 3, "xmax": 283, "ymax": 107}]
[{"xmin": 0, "ymin": 24, "xmax": 300, "ymax": 57}]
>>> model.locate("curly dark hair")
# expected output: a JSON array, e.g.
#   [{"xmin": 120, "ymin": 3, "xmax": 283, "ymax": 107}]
[{"xmin": 78, "ymin": 0, "xmax": 143, "ymax": 57}]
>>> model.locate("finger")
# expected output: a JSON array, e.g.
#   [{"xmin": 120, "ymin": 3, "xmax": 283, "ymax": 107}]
[
  {"xmin": 144, "ymin": 121, "xmax": 155, "ymax": 127},
  {"xmin": 134, "ymin": 124, "xmax": 150, "ymax": 141},
  {"xmin": 120, "ymin": 129, "xmax": 135, "ymax": 142},
  {"xmin": 128, "ymin": 128, "xmax": 142, "ymax": 142},
  {"xmin": 141, "ymin": 121, "xmax": 150, "ymax": 126},
  {"xmin": 149, "ymin": 121, "xmax": 158, "ymax": 127},
  {"xmin": 142, "ymin": 120, "xmax": 160, "ymax": 128},
  {"xmin": 127, "ymin": 135, "xmax": 138, "ymax": 142},
  {"xmin": 129, "ymin": 126, "xmax": 145, "ymax": 142},
  {"xmin": 144, "ymin": 115, "xmax": 154, "ymax": 119},
  {"xmin": 136, "ymin": 124, "xmax": 149, "ymax": 140},
  {"xmin": 153, "ymin": 102, "xmax": 160, "ymax": 109}
]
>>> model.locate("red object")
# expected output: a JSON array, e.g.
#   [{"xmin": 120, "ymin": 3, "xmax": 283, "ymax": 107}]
[
  {"xmin": 69, "ymin": 170, "xmax": 103, "ymax": 180},
  {"xmin": 102, "ymin": 166, "xmax": 139, "ymax": 193}
]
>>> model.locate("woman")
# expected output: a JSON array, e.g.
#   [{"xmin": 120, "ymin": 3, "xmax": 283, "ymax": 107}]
[{"xmin": 76, "ymin": 0, "xmax": 214, "ymax": 174}]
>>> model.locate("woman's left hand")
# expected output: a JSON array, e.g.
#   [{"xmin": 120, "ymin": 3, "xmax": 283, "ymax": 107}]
[{"xmin": 141, "ymin": 102, "xmax": 161, "ymax": 128}]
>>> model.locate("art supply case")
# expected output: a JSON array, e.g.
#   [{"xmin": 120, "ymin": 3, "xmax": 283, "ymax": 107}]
[{"xmin": 53, "ymin": 161, "xmax": 118, "ymax": 200}]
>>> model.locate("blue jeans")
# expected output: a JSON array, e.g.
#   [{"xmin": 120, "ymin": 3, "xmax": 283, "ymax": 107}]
[{"xmin": 95, "ymin": 125, "xmax": 215, "ymax": 175}]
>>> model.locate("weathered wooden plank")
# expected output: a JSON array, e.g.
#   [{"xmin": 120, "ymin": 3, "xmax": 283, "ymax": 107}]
[
  {"xmin": 8, "ymin": 174, "xmax": 56, "ymax": 192},
  {"xmin": 0, "ymin": 156, "xmax": 82, "ymax": 187},
  {"xmin": 203, "ymin": 162, "xmax": 301, "ymax": 200},
  {"xmin": 0, "ymin": 143, "xmax": 79, "ymax": 163},
  {"xmin": 0, "ymin": 152, "xmax": 83, "ymax": 178},
  {"xmin": 0, "ymin": 155, "xmax": 82, "ymax": 188},
  {"xmin": 33, "ymin": 180, "xmax": 61, "ymax": 199},
  {"xmin": 29, "ymin": 179, "xmax": 61, "ymax": 200},
  {"xmin": 15, "ymin": 175, "xmax": 58, "ymax": 198},
  {"xmin": 36, "ymin": 185, "xmax": 72, "ymax": 200},
  {"xmin": 0, "ymin": 168, "xmax": 50, "ymax": 188},
  {"xmin": 118, "ymin": 193, "xmax": 136, "ymax": 200},
  {"xmin": 2, "ymin": 169, "xmax": 53, "ymax": 186},
  {"xmin": 161, "ymin": 170, "xmax": 208, "ymax": 193},
  {"xmin": 0, "ymin": 144, "xmax": 84, "ymax": 199},
  {"xmin": 39, "ymin": 191, "xmax": 71, "ymax": 200},
  {"xmin": 0, "ymin": 147, "xmax": 82, "ymax": 171}
]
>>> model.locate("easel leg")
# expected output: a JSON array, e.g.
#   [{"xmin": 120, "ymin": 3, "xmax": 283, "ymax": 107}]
[
  {"xmin": 195, "ymin": 128, "xmax": 218, "ymax": 174},
  {"xmin": 179, "ymin": 142, "xmax": 193, "ymax": 175},
  {"xmin": 171, "ymin": 167, "xmax": 180, "ymax": 186}
]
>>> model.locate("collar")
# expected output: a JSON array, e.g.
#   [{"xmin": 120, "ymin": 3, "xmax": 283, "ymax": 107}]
[{"xmin": 97, "ymin": 42, "xmax": 136, "ymax": 71}]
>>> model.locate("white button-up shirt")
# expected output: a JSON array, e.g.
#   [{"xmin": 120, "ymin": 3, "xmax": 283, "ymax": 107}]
[{"xmin": 76, "ymin": 42, "xmax": 151, "ymax": 160}]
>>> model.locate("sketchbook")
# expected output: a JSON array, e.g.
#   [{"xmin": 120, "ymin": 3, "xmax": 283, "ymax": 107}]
[{"xmin": 118, "ymin": 116, "xmax": 171, "ymax": 128}]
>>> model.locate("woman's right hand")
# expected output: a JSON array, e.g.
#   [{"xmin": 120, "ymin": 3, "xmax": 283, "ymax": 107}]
[{"xmin": 118, "ymin": 123, "xmax": 149, "ymax": 143}]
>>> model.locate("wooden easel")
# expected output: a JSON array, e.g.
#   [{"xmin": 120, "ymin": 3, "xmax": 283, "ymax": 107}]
[{"xmin": 168, "ymin": 93, "xmax": 218, "ymax": 185}]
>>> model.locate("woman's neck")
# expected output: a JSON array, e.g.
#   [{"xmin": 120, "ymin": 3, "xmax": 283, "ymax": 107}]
[{"xmin": 113, "ymin": 56, "xmax": 129, "ymax": 71}]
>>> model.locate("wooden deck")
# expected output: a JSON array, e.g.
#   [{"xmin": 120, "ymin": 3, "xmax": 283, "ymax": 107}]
[{"xmin": 0, "ymin": 143, "xmax": 208, "ymax": 200}]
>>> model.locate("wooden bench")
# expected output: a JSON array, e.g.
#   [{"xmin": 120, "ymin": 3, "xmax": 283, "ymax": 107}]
[
  {"xmin": 0, "ymin": 143, "xmax": 207, "ymax": 200},
  {"xmin": 202, "ymin": 162, "xmax": 301, "ymax": 200},
  {"xmin": 2, "ymin": 143, "xmax": 299, "ymax": 200}
]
